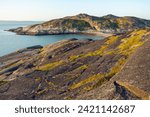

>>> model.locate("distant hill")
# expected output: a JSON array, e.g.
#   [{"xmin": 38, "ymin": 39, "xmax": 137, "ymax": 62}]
[{"xmin": 9, "ymin": 14, "xmax": 150, "ymax": 35}]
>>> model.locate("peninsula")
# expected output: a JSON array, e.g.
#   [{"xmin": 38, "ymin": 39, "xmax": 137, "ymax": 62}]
[{"xmin": 9, "ymin": 14, "xmax": 150, "ymax": 36}]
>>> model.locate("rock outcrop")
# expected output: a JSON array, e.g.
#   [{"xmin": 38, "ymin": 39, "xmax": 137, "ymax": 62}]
[
  {"xmin": 0, "ymin": 29, "xmax": 150, "ymax": 100},
  {"xmin": 8, "ymin": 14, "xmax": 150, "ymax": 35}
]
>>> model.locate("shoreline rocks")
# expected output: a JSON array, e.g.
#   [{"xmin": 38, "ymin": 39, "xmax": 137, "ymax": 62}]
[{"xmin": 0, "ymin": 29, "xmax": 150, "ymax": 100}]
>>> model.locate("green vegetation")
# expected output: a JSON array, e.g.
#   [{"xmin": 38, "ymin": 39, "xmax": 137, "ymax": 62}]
[
  {"xmin": 62, "ymin": 19, "xmax": 92, "ymax": 31},
  {"xmin": 116, "ymin": 81, "xmax": 150, "ymax": 100},
  {"xmin": 37, "ymin": 60, "xmax": 64, "ymax": 71}
]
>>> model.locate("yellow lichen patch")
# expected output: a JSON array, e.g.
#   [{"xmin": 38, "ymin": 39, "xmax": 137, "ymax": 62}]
[
  {"xmin": 118, "ymin": 30, "xmax": 148, "ymax": 56},
  {"xmin": 104, "ymin": 50, "xmax": 116, "ymax": 55},
  {"xmin": 68, "ymin": 35, "xmax": 119, "ymax": 61},
  {"xmin": 76, "ymin": 65, "xmax": 88, "ymax": 71},
  {"xmin": 69, "ymin": 54, "xmax": 84, "ymax": 61},
  {"xmin": 86, "ymin": 36, "xmax": 119, "ymax": 56},
  {"xmin": 105, "ymin": 57, "xmax": 126, "ymax": 80},
  {"xmin": 131, "ymin": 29, "xmax": 148, "ymax": 35},
  {"xmin": 36, "ymin": 60, "xmax": 64, "ymax": 71},
  {"xmin": 70, "ymin": 57, "xmax": 127, "ymax": 90},
  {"xmin": 105, "ymin": 35, "xmax": 119, "ymax": 45},
  {"xmin": 116, "ymin": 81, "xmax": 150, "ymax": 100},
  {"xmin": 92, "ymin": 76, "xmax": 107, "ymax": 89},
  {"xmin": 70, "ymin": 73, "xmax": 104, "ymax": 90}
]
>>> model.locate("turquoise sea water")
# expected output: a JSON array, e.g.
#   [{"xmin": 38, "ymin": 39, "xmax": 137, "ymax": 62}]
[{"xmin": 0, "ymin": 21, "xmax": 103, "ymax": 57}]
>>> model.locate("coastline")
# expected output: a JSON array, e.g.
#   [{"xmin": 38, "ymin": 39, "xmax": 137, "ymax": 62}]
[
  {"xmin": 80, "ymin": 31, "xmax": 113, "ymax": 37},
  {"xmin": 8, "ymin": 29, "xmax": 113, "ymax": 38}
]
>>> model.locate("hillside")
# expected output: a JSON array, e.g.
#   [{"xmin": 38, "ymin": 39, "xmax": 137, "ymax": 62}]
[
  {"xmin": 9, "ymin": 14, "xmax": 150, "ymax": 35},
  {"xmin": 0, "ymin": 29, "xmax": 150, "ymax": 99}
]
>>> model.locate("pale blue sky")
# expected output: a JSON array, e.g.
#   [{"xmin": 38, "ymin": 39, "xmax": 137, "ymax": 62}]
[{"xmin": 0, "ymin": 0, "xmax": 150, "ymax": 21}]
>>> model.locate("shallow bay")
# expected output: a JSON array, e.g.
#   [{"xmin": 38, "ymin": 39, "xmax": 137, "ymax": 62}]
[{"xmin": 0, "ymin": 21, "xmax": 103, "ymax": 57}]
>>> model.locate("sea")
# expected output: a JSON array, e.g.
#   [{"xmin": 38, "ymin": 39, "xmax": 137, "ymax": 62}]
[{"xmin": 0, "ymin": 21, "xmax": 103, "ymax": 57}]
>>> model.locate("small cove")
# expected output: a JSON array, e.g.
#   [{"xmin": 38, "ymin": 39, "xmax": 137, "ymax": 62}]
[{"xmin": 0, "ymin": 21, "xmax": 103, "ymax": 57}]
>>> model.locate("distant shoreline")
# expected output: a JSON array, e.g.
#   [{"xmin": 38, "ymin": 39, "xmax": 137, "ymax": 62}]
[
  {"xmin": 8, "ymin": 29, "xmax": 113, "ymax": 38},
  {"xmin": 80, "ymin": 31, "xmax": 113, "ymax": 37}
]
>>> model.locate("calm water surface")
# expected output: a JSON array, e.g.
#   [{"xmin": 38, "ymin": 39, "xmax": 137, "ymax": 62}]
[{"xmin": 0, "ymin": 21, "xmax": 103, "ymax": 57}]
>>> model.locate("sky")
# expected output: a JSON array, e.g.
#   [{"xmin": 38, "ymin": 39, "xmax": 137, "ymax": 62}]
[{"xmin": 0, "ymin": 0, "xmax": 150, "ymax": 21}]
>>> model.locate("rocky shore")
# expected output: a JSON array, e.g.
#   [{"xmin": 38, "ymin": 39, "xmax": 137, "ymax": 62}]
[{"xmin": 0, "ymin": 29, "xmax": 150, "ymax": 100}]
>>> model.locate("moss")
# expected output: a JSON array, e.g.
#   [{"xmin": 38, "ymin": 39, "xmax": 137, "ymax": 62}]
[
  {"xmin": 64, "ymin": 30, "xmax": 149, "ymax": 92},
  {"xmin": 116, "ymin": 81, "xmax": 150, "ymax": 100},
  {"xmin": 69, "ymin": 57, "xmax": 126, "ymax": 90},
  {"xmin": 105, "ymin": 57, "xmax": 127, "ymax": 80},
  {"xmin": 68, "ymin": 35, "xmax": 119, "ymax": 61},
  {"xmin": 76, "ymin": 65, "xmax": 88, "ymax": 71},
  {"xmin": 69, "ymin": 54, "xmax": 84, "ymax": 61},
  {"xmin": 118, "ymin": 30, "xmax": 148, "ymax": 56},
  {"xmin": 36, "ymin": 60, "xmax": 64, "ymax": 71},
  {"xmin": 70, "ymin": 73, "xmax": 104, "ymax": 90},
  {"xmin": 104, "ymin": 50, "xmax": 116, "ymax": 55},
  {"xmin": 86, "ymin": 36, "xmax": 118, "ymax": 56},
  {"xmin": 105, "ymin": 36, "xmax": 119, "ymax": 45},
  {"xmin": 92, "ymin": 77, "xmax": 107, "ymax": 89}
]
